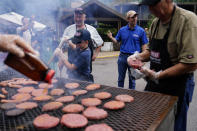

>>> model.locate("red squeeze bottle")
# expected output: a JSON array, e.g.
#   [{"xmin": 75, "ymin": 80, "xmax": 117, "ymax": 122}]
[{"xmin": 4, "ymin": 53, "xmax": 55, "ymax": 83}]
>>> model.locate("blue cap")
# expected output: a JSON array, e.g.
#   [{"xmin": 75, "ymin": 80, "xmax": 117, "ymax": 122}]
[
  {"xmin": 72, "ymin": 29, "xmax": 91, "ymax": 44},
  {"xmin": 74, "ymin": 8, "xmax": 85, "ymax": 14},
  {"xmin": 140, "ymin": 0, "xmax": 161, "ymax": 5}
]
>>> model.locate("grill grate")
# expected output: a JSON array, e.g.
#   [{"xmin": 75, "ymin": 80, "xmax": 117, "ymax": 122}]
[{"xmin": 0, "ymin": 70, "xmax": 177, "ymax": 131}]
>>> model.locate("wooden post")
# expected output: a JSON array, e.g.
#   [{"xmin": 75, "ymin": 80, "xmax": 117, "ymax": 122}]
[
  {"xmin": 194, "ymin": 4, "xmax": 197, "ymax": 15},
  {"xmin": 118, "ymin": 21, "xmax": 121, "ymax": 30},
  {"xmin": 139, "ymin": 5, "xmax": 141, "ymax": 26}
]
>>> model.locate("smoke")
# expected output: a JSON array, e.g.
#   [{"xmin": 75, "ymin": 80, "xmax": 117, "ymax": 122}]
[
  {"xmin": 0, "ymin": 0, "xmax": 62, "ymax": 28},
  {"xmin": 19, "ymin": 0, "xmax": 60, "ymax": 28}
]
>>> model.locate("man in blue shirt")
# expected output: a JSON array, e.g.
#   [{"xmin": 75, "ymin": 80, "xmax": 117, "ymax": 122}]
[
  {"xmin": 54, "ymin": 29, "xmax": 93, "ymax": 82},
  {"xmin": 107, "ymin": 10, "xmax": 148, "ymax": 89}
]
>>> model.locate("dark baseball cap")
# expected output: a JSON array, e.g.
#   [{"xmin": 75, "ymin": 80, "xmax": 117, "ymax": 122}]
[
  {"xmin": 140, "ymin": 0, "xmax": 161, "ymax": 5},
  {"xmin": 72, "ymin": 29, "xmax": 91, "ymax": 44},
  {"xmin": 74, "ymin": 8, "xmax": 85, "ymax": 14}
]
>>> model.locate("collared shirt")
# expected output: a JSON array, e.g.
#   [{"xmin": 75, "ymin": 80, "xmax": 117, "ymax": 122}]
[
  {"xmin": 149, "ymin": 6, "xmax": 197, "ymax": 64},
  {"xmin": 115, "ymin": 24, "xmax": 148, "ymax": 54},
  {"xmin": 62, "ymin": 24, "xmax": 103, "ymax": 47}
]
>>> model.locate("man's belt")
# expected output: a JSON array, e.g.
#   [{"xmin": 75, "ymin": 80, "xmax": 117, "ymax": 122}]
[{"xmin": 121, "ymin": 52, "xmax": 133, "ymax": 56}]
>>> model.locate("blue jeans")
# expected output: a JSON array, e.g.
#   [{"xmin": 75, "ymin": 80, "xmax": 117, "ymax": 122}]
[
  {"xmin": 117, "ymin": 53, "xmax": 135, "ymax": 89},
  {"xmin": 174, "ymin": 74, "xmax": 194, "ymax": 131}
]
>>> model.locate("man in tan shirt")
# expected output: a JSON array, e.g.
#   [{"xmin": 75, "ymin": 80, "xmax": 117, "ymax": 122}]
[{"xmin": 127, "ymin": 0, "xmax": 197, "ymax": 131}]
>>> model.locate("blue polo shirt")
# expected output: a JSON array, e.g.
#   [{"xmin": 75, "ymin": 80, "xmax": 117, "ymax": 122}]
[
  {"xmin": 115, "ymin": 24, "xmax": 148, "ymax": 54},
  {"xmin": 72, "ymin": 47, "xmax": 91, "ymax": 77}
]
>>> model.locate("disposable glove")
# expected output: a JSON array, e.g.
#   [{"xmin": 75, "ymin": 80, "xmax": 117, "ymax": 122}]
[
  {"xmin": 127, "ymin": 51, "xmax": 143, "ymax": 69},
  {"xmin": 140, "ymin": 67, "xmax": 161, "ymax": 84}
]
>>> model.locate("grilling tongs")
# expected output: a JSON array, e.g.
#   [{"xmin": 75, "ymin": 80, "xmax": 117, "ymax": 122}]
[{"xmin": 48, "ymin": 40, "xmax": 65, "ymax": 65}]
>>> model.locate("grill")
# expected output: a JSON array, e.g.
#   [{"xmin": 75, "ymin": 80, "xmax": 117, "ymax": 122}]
[{"xmin": 0, "ymin": 69, "xmax": 178, "ymax": 131}]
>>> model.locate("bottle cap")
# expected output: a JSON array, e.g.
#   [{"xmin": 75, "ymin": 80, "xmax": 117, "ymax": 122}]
[{"xmin": 45, "ymin": 69, "xmax": 55, "ymax": 83}]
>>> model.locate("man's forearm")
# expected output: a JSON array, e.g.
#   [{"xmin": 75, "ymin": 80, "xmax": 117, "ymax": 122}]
[
  {"xmin": 141, "ymin": 44, "xmax": 148, "ymax": 52},
  {"xmin": 109, "ymin": 36, "xmax": 118, "ymax": 45},
  {"xmin": 94, "ymin": 46, "xmax": 101, "ymax": 56},
  {"xmin": 68, "ymin": 41, "xmax": 76, "ymax": 49},
  {"xmin": 138, "ymin": 49, "xmax": 150, "ymax": 62},
  {"xmin": 58, "ymin": 53, "xmax": 75, "ymax": 70},
  {"xmin": 158, "ymin": 63, "xmax": 197, "ymax": 79},
  {"xmin": 58, "ymin": 53, "xmax": 71, "ymax": 68},
  {"xmin": 92, "ymin": 46, "xmax": 101, "ymax": 61}
]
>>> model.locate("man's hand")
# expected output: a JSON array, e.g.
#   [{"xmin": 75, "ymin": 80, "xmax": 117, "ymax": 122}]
[
  {"xmin": 127, "ymin": 53, "xmax": 143, "ymax": 69},
  {"xmin": 92, "ymin": 54, "xmax": 97, "ymax": 61},
  {"xmin": 62, "ymin": 36, "xmax": 69, "ymax": 42},
  {"xmin": 0, "ymin": 34, "xmax": 37, "ymax": 57},
  {"xmin": 54, "ymin": 48, "xmax": 68, "ymax": 62},
  {"xmin": 107, "ymin": 30, "xmax": 113, "ymax": 39},
  {"xmin": 54, "ymin": 48, "xmax": 62, "ymax": 57},
  {"xmin": 140, "ymin": 67, "xmax": 161, "ymax": 84}
]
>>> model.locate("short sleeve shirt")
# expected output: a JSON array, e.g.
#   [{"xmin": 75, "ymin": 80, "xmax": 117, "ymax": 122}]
[
  {"xmin": 115, "ymin": 24, "xmax": 148, "ymax": 54},
  {"xmin": 72, "ymin": 47, "xmax": 91, "ymax": 77},
  {"xmin": 62, "ymin": 24, "xmax": 103, "ymax": 47},
  {"xmin": 149, "ymin": 6, "xmax": 197, "ymax": 64}
]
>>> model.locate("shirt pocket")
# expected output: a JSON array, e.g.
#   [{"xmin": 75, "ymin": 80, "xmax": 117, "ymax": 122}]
[{"xmin": 168, "ymin": 41, "xmax": 178, "ymax": 63}]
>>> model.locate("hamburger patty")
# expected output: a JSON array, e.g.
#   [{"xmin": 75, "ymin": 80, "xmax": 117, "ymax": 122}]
[
  {"xmin": 52, "ymin": 79, "xmax": 58, "ymax": 83},
  {"xmin": 32, "ymin": 89, "xmax": 48, "ymax": 97},
  {"xmin": 8, "ymin": 84, "xmax": 23, "ymax": 88},
  {"xmin": 94, "ymin": 92, "xmax": 112, "ymax": 99},
  {"xmin": 17, "ymin": 86, "xmax": 35, "ymax": 93},
  {"xmin": 81, "ymin": 98, "xmax": 102, "ymax": 107},
  {"xmin": 85, "ymin": 84, "xmax": 100, "ymax": 90},
  {"xmin": 85, "ymin": 123, "xmax": 114, "ymax": 131},
  {"xmin": 33, "ymin": 114, "xmax": 59, "ymax": 129},
  {"xmin": 65, "ymin": 83, "xmax": 79, "ymax": 89},
  {"xmin": 0, "ymin": 103, "xmax": 16, "ymax": 110},
  {"xmin": 38, "ymin": 83, "xmax": 53, "ymax": 89},
  {"xmin": 42, "ymin": 102, "xmax": 63, "ymax": 111},
  {"xmin": 62, "ymin": 104, "xmax": 84, "ymax": 113},
  {"xmin": 55, "ymin": 96, "xmax": 75, "ymax": 103},
  {"xmin": 11, "ymin": 93, "xmax": 31, "ymax": 102},
  {"xmin": 50, "ymin": 89, "xmax": 64, "ymax": 96},
  {"xmin": 33, "ymin": 95, "xmax": 52, "ymax": 101},
  {"xmin": 115, "ymin": 94, "xmax": 134, "ymax": 102},
  {"xmin": 83, "ymin": 107, "xmax": 108, "ymax": 120},
  {"xmin": 61, "ymin": 114, "xmax": 88, "ymax": 128},
  {"xmin": 6, "ymin": 108, "xmax": 25, "ymax": 116},
  {"xmin": 103, "ymin": 100, "xmax": 125, "ymax": 110},
  {"xmin": 72, "ymin": 90, "xmax": 87, "ymax": 96},
  {"xmin": 16, "ymin": 102, "xmax": 38, "ymax": 109},
  {"xmin": 0, "ymin": 94, "xmax": 6, "ymax": 98},
  {"xmin": 1, "ymin": 88, "xmax": 8, "ymax": 95}
]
